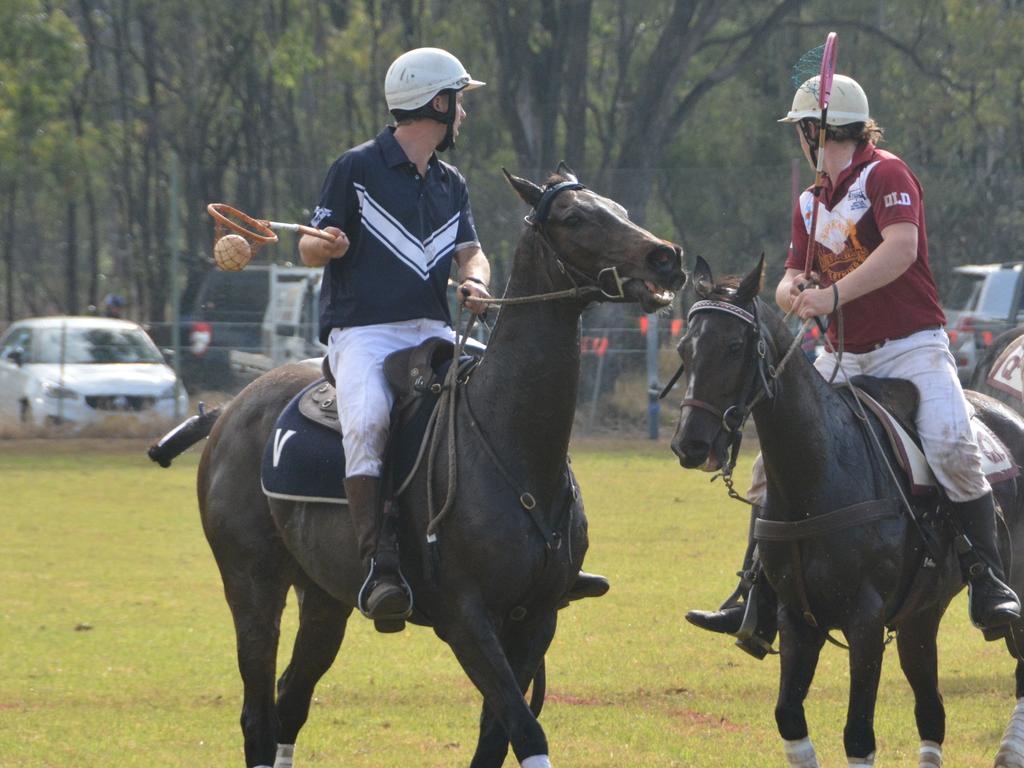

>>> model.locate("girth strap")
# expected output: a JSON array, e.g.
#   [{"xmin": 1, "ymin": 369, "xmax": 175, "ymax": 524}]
[{"xmin": 753, "ymin": 498, "xmax": 899, "ymax": 542}]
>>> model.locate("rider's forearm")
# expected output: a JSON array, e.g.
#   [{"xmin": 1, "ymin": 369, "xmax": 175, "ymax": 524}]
[{"xmin": 454, "ymin": 245, "xmax": 491, "ymax": 288}]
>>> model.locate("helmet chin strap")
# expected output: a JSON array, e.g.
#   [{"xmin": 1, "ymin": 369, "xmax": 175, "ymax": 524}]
[
  {"xmin": 799, "ymin": 119, "xmax": 821, "ymax": 166},
  {"xmin": 434, "ymin": 92, "xmax": 458, "ymax": 152}
]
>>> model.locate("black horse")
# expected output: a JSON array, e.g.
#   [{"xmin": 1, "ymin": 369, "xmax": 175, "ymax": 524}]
[
  {"xmin": 670, "ymin": 256, "xmax": 1024, "ymax": 766},
  {"xmin": 196, "ymin": 166, "xmax": 684, "ymax": 768}
]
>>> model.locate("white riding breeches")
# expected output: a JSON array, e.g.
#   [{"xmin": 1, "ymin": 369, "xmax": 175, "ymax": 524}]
[
  {"xmin": 328, "ymin": 319, "xmax": 459, "ymax": 478},
  {"xmin": 748, "ymin": 327, "xmax": 989, "ymax": 504}
]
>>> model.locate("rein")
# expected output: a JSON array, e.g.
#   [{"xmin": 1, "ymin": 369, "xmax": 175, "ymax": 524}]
[
  {"xmin": 405, "ymin": 180, "xmax": 604, "ymax": 593},
  {"xmin": 680, "ymin": 296, "xmax": 929, "ymax": 643},
  {"xmin": 474, "ymin": 181, "xmax": 629, "ymax": 308}
]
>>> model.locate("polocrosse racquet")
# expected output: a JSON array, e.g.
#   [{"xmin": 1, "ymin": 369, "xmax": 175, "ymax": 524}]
[
  {"xmin": 207, "ymin": 203, "xmax": 335, "ymax": 271},
  {"xmin": 801, "ymin": 32, "xmax": 838, "ymax": 279}
]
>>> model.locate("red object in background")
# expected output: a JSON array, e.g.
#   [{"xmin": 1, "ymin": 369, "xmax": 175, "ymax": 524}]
[
  {"xmin": 640, "ymin": 316, "xmax": 685, "ymax": 336},
  {"xmin": 190, "ymin": 321, "xmax": 213, "ymax": 356},
  {"xmin": 581, "ymin": 336, "xmax": 609, "ymax": 357}
]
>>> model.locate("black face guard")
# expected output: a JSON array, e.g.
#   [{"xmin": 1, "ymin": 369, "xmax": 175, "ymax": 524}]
[
  {"xmin": 389, "ymin": 89, "xmax": 460, "ymax": 152},
  {"xmin": 799, "ymin": 118, "xmax": 821, "ymax": 166}
]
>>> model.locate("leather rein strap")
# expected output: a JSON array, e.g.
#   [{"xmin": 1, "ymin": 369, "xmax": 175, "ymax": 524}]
[{"xmin": 473, "ymin": 180, "xmax": 628, "ymax": 307}]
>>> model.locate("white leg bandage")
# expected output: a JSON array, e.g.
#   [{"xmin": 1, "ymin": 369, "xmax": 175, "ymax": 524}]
[
  {"xmin": 784, "ymin": 737, "xmax": 820, "ymax": 768},
  {"xmin": 918, "ymin": 739, "xmax": 942, "ymax": 767},
  {"xmin": 996, "ymin": 699, "xmax": 1024, "ymax": 768},
  {"xmin": 274, "ymin": 743, "xmax": 295, "ymax": 768},
  {"xmin": 847, "ymin": 752, "xmax": 875, "ymax": 766},
  {"xmin": 521, "ymin": 756, "xmax": 552, "ymax": 768}
]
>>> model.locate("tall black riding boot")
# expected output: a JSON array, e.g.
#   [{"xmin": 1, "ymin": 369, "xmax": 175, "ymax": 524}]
[
  {"xmin": 344, "ymin": 475, "xmax": 411, "ymax": 626},
  {"xmin": 685, "ymin": 504, "xmax": 761, "ymax": 635},
  {"xmin": 685, "ymin": 504, "xmax": 778, "ymax": 659},
  {"xmin": 951, "ymin": 492, "xmax": 1021, "ymax": 638}
]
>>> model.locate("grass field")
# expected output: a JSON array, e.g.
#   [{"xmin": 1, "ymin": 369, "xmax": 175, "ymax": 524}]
[{"xmin": 0, "ymin": 437, "xmax": 1018, "ymax": 767}]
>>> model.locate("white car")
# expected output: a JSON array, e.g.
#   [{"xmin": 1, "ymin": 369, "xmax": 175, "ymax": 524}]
[{"xmin": 0, "ymin": 316, "xmax": 189, "ymax": 427}]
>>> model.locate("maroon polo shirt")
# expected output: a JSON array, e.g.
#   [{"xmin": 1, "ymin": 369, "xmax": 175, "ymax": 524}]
[{"xmin": 785, "ymin": 141, "xmax": 945, "ymax": 352}]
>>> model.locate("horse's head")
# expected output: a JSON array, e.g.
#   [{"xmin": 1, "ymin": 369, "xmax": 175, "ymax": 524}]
[
  {"xmin": 670, "ymin": 255, "xmax": 771, "ymax": 471},
  {"xmin": 503, "ymin": 163, "xmax": 685, "ymax": 313}
]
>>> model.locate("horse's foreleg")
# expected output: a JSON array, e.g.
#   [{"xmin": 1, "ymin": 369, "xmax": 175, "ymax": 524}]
[
  {"xmin": 895, "ymin": 607, "xmax": 944, "ymax": 767},
  {"xmin": 994, "ymin": 664, "xmax": 1024, "ymax": 767},
  {"xmin": 842, "ymin": 610, "xmax": 886, "ymax": 766},
  {"xmin": 775, "ymin": 608, "xmax": 826, "ymax": 768},
  {"xmin": 469, "ymin": 613, "xmax": 557, "ymax": 768},
  {"xmin": 273, "ymin": 581, "xmax": 352, "ymax": 768},
  {"xmin": 443, "ymin": 604, "xmax": 552, "ymax": 767}
]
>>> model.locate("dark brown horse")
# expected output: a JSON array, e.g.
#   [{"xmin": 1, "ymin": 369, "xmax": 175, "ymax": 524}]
[
  {"xmin": 196, "ymin": 166, "xmax": 684, "ymax": 768},
  {"xmin": 670, "ymin": 256, "xmax": 1024, "ymax": 767}
]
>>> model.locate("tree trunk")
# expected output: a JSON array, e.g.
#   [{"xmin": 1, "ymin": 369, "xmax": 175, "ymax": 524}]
[
  {"xmin": 66, "ymin": 200, "xmax": 80, "ymax": 315},
  {"xmin": 2, "ymin": 183, "xmax": 17, "ymax": 321}
]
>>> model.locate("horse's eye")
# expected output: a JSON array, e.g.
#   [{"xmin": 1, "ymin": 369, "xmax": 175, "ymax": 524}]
[
  {"xmin": 728, "ymin": 339, "xmax": 744, "ymax": 354},
  {"xmin": 563, "ymin": 214, "xmax": 582, "ymax": 227}
]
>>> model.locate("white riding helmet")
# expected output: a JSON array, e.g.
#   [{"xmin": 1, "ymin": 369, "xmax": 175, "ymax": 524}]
[
  {"xmin": 385, "ymin": 47, "xmax": 485, "ymax": 113},
  {"xmin": 778, "ymin": 74, "xmax": 870, "ymax": 126}
]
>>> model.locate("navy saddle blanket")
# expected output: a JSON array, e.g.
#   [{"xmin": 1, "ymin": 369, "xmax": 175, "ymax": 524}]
[{"xmin": 260, "ymin": 376, "xmax": 440, "ymax": 504}]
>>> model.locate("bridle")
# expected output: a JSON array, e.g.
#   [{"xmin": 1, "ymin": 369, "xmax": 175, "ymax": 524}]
[
  {"xmin": 474, "ymin": 180, "xmax": 629, "ymax": 308},
  {"xmin": 666, "ymin": 297, "xmax": 806, "ymax": 500}
]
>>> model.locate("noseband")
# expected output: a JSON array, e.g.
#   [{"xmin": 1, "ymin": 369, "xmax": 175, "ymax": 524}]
[
  {"xmin": 669, "ymin": 298, "xmax": 779, "ymax": 493},
  {"xmin": 525, "ymin": 181, "xmax": 627, "ymax": 301}
]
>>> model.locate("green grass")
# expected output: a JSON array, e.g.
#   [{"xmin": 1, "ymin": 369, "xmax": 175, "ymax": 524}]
[{"xmin": 0, "ymin": 439, "xmax": 1017, "ymax": 766}]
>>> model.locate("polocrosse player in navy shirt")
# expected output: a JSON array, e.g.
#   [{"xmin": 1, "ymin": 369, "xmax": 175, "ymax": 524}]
[{"xmin": 299, "ymin": 48, "xmax": 491, "ymax": 622}]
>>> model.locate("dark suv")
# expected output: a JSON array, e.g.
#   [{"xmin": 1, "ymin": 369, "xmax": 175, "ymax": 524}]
[{"xmin": 944, "ymin": 262, "xmax": 1024, "ymax": 385}]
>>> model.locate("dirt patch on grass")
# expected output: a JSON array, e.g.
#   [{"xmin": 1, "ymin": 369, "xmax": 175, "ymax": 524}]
[
  {"xmin": 544, "ymin": 690, "xmax": 606, "ymax": 706},
  {"xmin": 673, "ymin": 709, "xmax": 745, "ymax": 733}
]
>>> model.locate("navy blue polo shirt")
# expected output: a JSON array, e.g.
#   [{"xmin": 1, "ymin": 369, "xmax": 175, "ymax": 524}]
[{"xmin": 310, "ymin": 126, "xmax": 480, "ymax": 342}]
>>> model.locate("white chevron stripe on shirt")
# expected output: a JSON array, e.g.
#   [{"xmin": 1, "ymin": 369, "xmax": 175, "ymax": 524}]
[{"xmin": 355, "ymin": 184, "xmax": 460, "ymax": 279}]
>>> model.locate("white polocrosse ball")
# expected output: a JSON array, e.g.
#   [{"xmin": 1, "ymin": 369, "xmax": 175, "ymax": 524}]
[{"xmin": 213, "ymin": 233, "xmax": 253, "ymax": 271}]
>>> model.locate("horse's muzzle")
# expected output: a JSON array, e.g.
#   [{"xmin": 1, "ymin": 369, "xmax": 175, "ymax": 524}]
[
  {"xmin": 672, "ymin": 435, "xmax": 712, "ymax": 469},
  {"xmin": 646, "ymin": 245, "xmax": 686, "ymax": 291}
]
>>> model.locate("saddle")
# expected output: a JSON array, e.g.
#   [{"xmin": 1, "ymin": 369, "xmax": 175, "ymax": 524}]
[
  {"xmin": 847, "ymin": 375, "xmax": 1018, "ymax": 496},
  {"xmin": 261, "ymin": 338, "xmax": 479, "ymax": 503}
]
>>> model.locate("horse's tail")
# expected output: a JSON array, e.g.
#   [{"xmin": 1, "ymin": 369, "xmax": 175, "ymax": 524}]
[{"xmin": 148, "ymin": 404, "xmax": 222, "ymax": 468}]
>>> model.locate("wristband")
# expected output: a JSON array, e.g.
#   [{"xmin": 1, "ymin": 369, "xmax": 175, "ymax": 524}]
[{"xmin": 462, "ymin": 276, "xmax": 488, "ymax": 290}]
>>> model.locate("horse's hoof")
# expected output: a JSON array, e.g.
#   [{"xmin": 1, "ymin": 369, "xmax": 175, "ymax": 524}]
[{"xmin": 374, "ymin": 618, "xmax": 406, "ymax": 633}]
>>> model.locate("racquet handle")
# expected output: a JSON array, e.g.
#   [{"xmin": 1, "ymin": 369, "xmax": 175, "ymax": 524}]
[{"xmin": 265, "ymin": 220, "xmax": 337, "ymax": 242}]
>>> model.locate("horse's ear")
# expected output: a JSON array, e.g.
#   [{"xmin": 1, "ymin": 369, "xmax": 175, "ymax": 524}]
[
  {"xmin": 503, "ymin": 168, "xmax": 544, "ymax": 209},
  {"xmin": 692, "ymin": 255, "xmax": 713, "ymax": 299},
  {"xmin": 555, "ymin": 161, "xmax": 579, "ymax": 183},
  {"xmin": 735, "ymin": 253, "xmax": 766, "ymax": 304}
]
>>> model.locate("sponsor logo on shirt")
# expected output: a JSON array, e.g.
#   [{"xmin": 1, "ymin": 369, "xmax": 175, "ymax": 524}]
[
  {"xmin": 883, "ymin": 191, "xmax": 912, "ymax": 208},
  {"xmin": 311, "ymin": 206, "xmax": 332, "ymax": 227}
]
